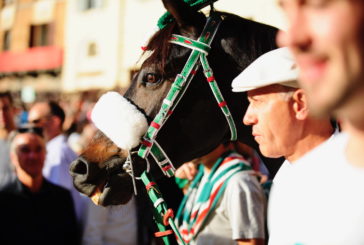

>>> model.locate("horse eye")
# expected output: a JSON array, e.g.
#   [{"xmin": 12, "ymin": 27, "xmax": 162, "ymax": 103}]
[{"xmin": 143, "ymin": 73, "xmax": 162, "ymax": 86}]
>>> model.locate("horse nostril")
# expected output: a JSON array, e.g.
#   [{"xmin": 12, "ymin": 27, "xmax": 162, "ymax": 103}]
[
  {"xmin": 70, "ymin": 157, "xmax": 104, "ymax": 182},
  {"xmin": 72, "ymin": 160, "xmax": 87, "ymax": 175},
  {"xmin": 70, "ymin": 157, "xmax": 90, "ymax": 176}
]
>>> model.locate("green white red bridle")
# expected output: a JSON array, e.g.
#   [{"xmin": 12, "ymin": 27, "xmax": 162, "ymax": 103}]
[
  {"xmin": 124, "ymin": 12, "xmax": 237, "ymax": 245},
  {"xmin": 137, "ymin": 13, "xmax": 237, "ymax": 179}
]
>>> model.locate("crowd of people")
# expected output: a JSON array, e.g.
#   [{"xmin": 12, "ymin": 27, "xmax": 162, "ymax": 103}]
[
  {"xmin": 0, "ymin": 92, "xmax": 138, "ymax": 245},
  {"xmin": 1, "ymin": 0, "xmax": 364, "ymax": 244}
]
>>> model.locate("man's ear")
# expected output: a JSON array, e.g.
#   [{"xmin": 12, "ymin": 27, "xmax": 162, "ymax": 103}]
[
  {"xmin": 292, "ymin": 89, "xmax": 309, "ymax": 120},
  {"xmin": 51, "ymin": 116, "xmax": 63, "ymax": 131}
]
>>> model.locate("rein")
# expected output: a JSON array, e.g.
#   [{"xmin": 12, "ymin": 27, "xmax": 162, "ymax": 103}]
[{"xmin": 125, "ymin": 12, "xmax": 237, "ymax": 245}]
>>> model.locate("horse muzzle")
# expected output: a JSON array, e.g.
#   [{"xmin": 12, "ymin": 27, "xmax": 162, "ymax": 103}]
[{"xmin": 69, "ymin": 156, "xmax": 134, "ymax": 206}]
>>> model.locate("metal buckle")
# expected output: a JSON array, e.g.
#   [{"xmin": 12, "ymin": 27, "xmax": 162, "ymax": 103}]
[{"xmin": 123, "ymin": 151, "xmax": 151, "ymax": 195}]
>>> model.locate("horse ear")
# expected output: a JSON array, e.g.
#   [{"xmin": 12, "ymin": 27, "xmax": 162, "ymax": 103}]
[{"xmin": 162, "ymin": 0, "xmax": 205, "ymax": 37}]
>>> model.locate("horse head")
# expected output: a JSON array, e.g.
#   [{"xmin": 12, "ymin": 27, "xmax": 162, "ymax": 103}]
[{"xmin": 70, "ymin": 0, "xmax": 279, "ymax": 206}]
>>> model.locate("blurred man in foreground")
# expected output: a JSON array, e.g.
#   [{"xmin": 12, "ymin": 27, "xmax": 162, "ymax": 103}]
[{"xmin": 266, "ymin": 1, "xmax": 364, "ymax": 243}]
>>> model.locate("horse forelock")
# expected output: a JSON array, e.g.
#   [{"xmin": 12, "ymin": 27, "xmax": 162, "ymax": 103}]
[{"xmin": 142, "ymin": 22, "xmax": 178, "ymax": 75}]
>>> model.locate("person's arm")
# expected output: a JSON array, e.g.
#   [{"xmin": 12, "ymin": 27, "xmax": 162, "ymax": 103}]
[{"xmin": 237, "ymin": 238, "xmax": 265, "ymax": 245}]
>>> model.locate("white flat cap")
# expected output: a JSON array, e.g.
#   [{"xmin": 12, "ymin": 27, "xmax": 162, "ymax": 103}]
[{"xmin": 231, "ymin": 47, "xmax": 299, "ymax": 92}]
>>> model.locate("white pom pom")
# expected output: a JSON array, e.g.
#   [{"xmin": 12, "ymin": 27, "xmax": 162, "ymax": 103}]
[{"xmin": 91, "ymin": 92, "xmax": 148, "ymax": 150}]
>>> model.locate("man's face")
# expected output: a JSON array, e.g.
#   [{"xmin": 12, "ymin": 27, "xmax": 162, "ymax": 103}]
[
  {"xmin": 28, "ymin": 103, "xmax": 53, "ymax": 138},
  {"xmin": 0, "ymin": 97, "xmax": 15, "ymax": 131},
  {"xmin": 11, "ymin": 133, "xmax": 45, "ymax": 178},
  {"xmin": 243, "ymin": 85, "xmax": 296, "ymax": 159},
  {"xmin": 277, "ymin": 0, "xmax": 364, "ymax": 117}
]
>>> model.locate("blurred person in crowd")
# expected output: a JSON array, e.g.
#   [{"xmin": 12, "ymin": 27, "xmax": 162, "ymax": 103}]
[
  {"xmin": 0, "ymin": 126, "xmax": 79, "ymax": 245},
  {"xmin": 78, "ymin": 122, "xmax": 98, "ymax": 152},
  {"xmin": 231, "ymin": 48, "xmax": 334, "ymax": 244},
  {"xmin": 0, "ymin": 92, "xmax": 17, "ymax": 187},
  {"xmin": 174, "ymin": 142, "xmax": 266, "ymax": 245},
  {"xmin": 0, "ymin": 92, "xmax": 16, "ymax": 138},
  {"xmin": 262, "ymin": 0, "xmax": 364, "ymax": 243},
  {"xmin": 68, "ymin": 120, "xmax": 97, "ymax": 155},
  {"xmin": 28, "ymin": 101, "xmax": 86, "ymax": 226},
  {"xmin": 66, "ymin": 101, "xmax": 96, "ymax": 154},
  {"xmin": 16, "ymin": 102, "xmax": 29, "ymax": 127}
]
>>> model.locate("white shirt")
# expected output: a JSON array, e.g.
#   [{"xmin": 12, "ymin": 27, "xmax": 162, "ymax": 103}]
[
  {"xmin": 268, "ymin": 133, "xmax": 364, "ymax": 245},
  {"xmin": 82, "ymin": 197, "xmax": 138, "ymax": 245},
  {"xmin": 44, "ymin": 134, "xmax": 77, "ymax": 187},
  {"xmin": 271, "ymin": 159, "xmax": 292, "ymax": 185},
  {"xmin": 44, "ymin": 134, "xmax": 86, "ymax": 224}
]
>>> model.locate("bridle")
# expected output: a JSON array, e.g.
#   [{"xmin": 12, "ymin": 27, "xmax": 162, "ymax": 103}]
[
  {"xmin": 124, "ymin": 12, "xmax": 237, "ymax": 245},
  {"xmin": 138, "ymin": 12, "xmax": 237, "ymax": 179}
]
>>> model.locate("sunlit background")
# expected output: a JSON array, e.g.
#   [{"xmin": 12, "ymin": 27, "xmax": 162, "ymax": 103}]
[{"xmin": 0, "ymin": 0, "xmax": 286, "ymax": 104}]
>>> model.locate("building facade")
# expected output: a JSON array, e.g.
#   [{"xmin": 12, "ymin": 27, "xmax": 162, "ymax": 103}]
[
  {"xmin": 0, "ymin": 0, "xmax": 65, "ymax": 102},
  {"xmin": 0, "ymin": 0, "xmax": 285, "ymax": 100}
]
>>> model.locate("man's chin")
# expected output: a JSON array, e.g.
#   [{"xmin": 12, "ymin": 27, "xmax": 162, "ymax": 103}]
[{"xmin": 259, "ymin": 148, "xmax": 274, "ymax": 159}]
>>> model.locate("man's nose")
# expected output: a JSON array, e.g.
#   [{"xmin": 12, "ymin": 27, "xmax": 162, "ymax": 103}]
[
  {"xmin": 28, "ymin": 151, "xmax": 39, "ymax": 158},
  {"xmin": 243, "ymin": 107, "xmax": 257, "ymax": 126}
]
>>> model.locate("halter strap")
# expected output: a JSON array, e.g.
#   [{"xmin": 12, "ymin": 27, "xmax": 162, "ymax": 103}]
[{"xmin": 138, "ymin": 13, "xmax": 237, "ymax": 178}]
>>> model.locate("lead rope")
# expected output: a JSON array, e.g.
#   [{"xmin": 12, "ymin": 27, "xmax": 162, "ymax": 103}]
[{"xmin": 128, "ymin": 13, "xmax": 237, "ymax": 245}]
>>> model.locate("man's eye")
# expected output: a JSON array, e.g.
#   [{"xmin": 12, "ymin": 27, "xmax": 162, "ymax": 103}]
[
  {"xmin": 18, "ymin": 146, "xmax": 31, "ymax": 154},
  {"xmin": 35, "ymin": 146, "xmax": 43, "ymax": 153}
]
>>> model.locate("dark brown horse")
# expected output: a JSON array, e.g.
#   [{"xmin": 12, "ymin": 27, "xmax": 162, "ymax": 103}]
[{"xmin": 70, "ymin": 0, "xmax": 282, "ymax": 207}]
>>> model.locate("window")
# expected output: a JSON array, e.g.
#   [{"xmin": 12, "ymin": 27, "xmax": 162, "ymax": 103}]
[
  {"xmin": 1, "ymin": 0, "xmax": 15, "ymax": 8},
  {"xmin": 87, "ymin": 42, "xmax": 98, "ymax": 57},
  {"xmin": 2, "ymin": 30, "xmax": 11, "ymax": 51},
  {"xmin": 79, "ymin": 0, "xmax": 103, "ymax": 11},
  {"xmin": 29, "ymin": 24, "xmax": 52, "ymax": 47}
]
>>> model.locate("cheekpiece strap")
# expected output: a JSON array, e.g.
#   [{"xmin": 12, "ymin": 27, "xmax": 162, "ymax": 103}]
[{"xmin": 200, "ymin": 54, "xmax": 237, "ymax": 140}]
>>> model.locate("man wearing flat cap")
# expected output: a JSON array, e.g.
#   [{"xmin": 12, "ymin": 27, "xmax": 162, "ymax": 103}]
[{"xmin": 232, "ymin": 47, "xmax": 334, "ymax": 244}]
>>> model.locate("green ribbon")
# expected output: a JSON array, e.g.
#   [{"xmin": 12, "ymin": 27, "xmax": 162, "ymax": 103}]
[{"xmin": 157, "ymin": 0, "xmax": 219, "ymax": 29}]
